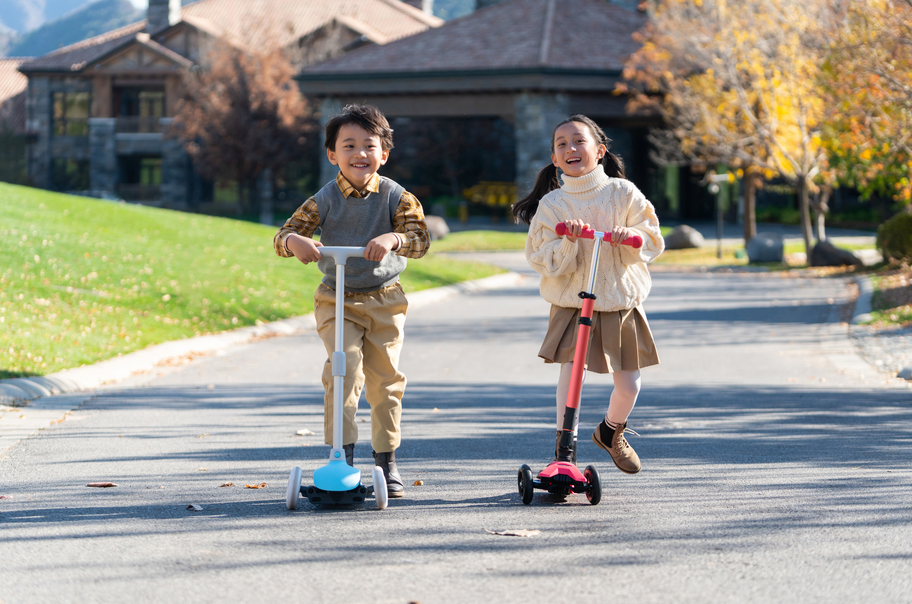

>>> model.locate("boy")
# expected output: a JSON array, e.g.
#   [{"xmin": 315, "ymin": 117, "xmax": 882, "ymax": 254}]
[{"xmin": 274, "ymin": 104, "xmax": 430, "ymax": 498}]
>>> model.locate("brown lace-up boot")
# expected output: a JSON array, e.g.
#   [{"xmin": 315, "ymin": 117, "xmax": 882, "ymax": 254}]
[{"xmin": 592, "ymin": 420, "xmax": 641, "ymax": 474}]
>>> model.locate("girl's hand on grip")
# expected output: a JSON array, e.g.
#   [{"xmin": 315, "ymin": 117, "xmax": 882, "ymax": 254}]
[
  {"xmin": 610, "ymin": 225, "xmax": 635, "ymax": 248},
  {"xmin": 561, "ymin": 219, "xmax": 589, "ymax": 243}
]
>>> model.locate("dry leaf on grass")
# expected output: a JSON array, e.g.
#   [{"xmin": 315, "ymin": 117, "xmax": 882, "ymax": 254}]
[
  {"xmin": 187, "ymin": 504, "xmax": 203, "ymax": 511},
  {"xmin": 485, "ymin": 529, "xmax": 541, "ymax": 538},
  {"xmin": 413, "ymin": 480, "xmax": 424, "ymax": 486},
  {"xmin": 87, "ymin": 482, "xmax": 117, "ymax": 488},
  {"xmin": 245, "ymin": 483, "xmax": 267, "ymax": 489},
  {"xmin": 219, "ymin": 482, "xmax": 235, "ymax": 488},
  {"xmin": 295, "ymin": 429, "xmax": 315, "ymax": 436}
]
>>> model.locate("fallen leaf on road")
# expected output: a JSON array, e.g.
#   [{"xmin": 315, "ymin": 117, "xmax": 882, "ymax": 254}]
[
  {"xmin": 245, "ymin": 483, "xmax": 267, "ymax": 489},
  {"xmin": 187, "ymin": 504, "xmax": 203, "ymax": 511},
  {"xmin": 197, "ymin": 468, "xmax": 208, "ymax": 472},
  {"xmin": 296, "ymin": 429, "xmax": 315, "ymax": 436},
  {"xmin": 0, "ymin": 495, "xmax": 11, "ymax": 499},
  {"xmin": 219, "ymin": 482, "xmax": 235, "ymax": 487},
  {"xmin": 485, "ymin": 529, "xmax": 540, "ymax": 538},
  {"xmin": 413, "ymin": 480, "xmax": 424, "ymax": 486},
  {"xmin": 87, "ymin": 482, "xmax": 117, "ymax": 488},
  {"xmin": 197, "ymin": 434, "xmax": 209, "ymax": 438}
]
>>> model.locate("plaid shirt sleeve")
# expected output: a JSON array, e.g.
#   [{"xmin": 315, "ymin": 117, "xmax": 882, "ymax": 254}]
[
  {"xmin": 393, "ymin": 190, "xmax": 430, "ymax": 259},
  {"xmin": 273, "ymin": 196, "xmax": 320, "ymax": 257}
]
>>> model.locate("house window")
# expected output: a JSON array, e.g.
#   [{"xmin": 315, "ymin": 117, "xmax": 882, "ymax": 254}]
[
  {"xmin": 51, "ymin": 158, "xmax": 90, "ymax": 192},
  {"xmin": 52, "ymin": 92, "xmax": 91, "ymax": 136}
]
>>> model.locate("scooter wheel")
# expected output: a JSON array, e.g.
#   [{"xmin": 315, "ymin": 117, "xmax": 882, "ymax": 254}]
[
  {"xmin": 584, "ymin": 465, "xmax": 601, "ymax": 506},
  {"xmin": 518, "ymin": 464, "xmax": 534, "ymax": 505},
  {"xmin": 372, "ymin": 466, "xmax": 388, "ymax": 510},
  {"xmin": 286, "ymin": 466, "xmax": 303, "ymax": 510}
]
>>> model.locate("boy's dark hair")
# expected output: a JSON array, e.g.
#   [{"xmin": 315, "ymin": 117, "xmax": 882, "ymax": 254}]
[
  {"xmin": 324, "ymin": 104, "xmax": 395, "ymax": 152},
  {"xmin": 512, "ymin": 114, "xmax": 625, "ymax": 225}
]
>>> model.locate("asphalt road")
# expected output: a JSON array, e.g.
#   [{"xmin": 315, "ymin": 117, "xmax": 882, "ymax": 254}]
[{"xmin": 1, "ymin": 254, "xmax": 910, "ymax": 604}]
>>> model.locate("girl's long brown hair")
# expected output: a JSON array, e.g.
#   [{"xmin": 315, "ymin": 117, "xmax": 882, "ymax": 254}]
[{"xmin": 512, "ymin": 114, "xmax": 625, "ymax": 225}]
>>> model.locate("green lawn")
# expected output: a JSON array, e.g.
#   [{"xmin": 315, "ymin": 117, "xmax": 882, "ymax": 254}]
[{"xmin": 0, "ymin": 184, "xmax": 501, "ymax": 378}]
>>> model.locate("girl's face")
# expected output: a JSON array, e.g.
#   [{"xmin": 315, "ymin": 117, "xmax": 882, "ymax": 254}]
[{"xmin": 551, "ymin": 121, "xmax": 606, "ymax": 178}]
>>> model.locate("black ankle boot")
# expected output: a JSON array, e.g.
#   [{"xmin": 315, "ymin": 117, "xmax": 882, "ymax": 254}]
[
  {"xmin": 553, "ymin": 431, "xmax": 577, "ymax": 464},
  {"xmin": 372, "ymin": 450, "xmax": 404, "ymax": 498},
  {"xmin": 343, "ymin": 443, "xmax": 354, "ymax": 467}
]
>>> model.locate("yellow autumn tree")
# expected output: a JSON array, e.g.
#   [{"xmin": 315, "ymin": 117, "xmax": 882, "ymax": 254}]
[
  {"xmin": 822, "ymin": 0, "xmax": 912, "ymax": 205},
  {"xmin": 622, "ymin": 0, "xmax": 835, "ymax": 255}
]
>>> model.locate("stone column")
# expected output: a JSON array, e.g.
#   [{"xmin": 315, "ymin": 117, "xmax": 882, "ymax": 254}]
[
  {"xmin": 159, "ymin": 117, "xmax": 189, "ymax": 208},
  {"xmin": 258, "ymin": 168, "xmax": 274, "ymax": 225},
  {"xmin": 88, "ymin": 117, "xmax": 117, "ymax": 193},
  {"xmin": 27, "ymin": 77, "xmax": 52, "ymax": 189},
  {"xmin": 513, "ymin": 92, "xmax": 568, "ymax": 197},
  {"xmin": 319, "ymin": 97, "xmax": 344, "ymax": 187}
]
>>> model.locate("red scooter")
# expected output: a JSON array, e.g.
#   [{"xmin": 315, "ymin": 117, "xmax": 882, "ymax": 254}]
[{"xmin": 518, "ymin": 223, "xmax": 643, "ymax": 505}]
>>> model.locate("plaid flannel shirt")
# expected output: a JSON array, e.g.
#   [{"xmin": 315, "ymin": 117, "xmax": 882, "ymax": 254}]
[{"xmin": 274, "ymin": 172, "xmax": 430, "ymax": 259}]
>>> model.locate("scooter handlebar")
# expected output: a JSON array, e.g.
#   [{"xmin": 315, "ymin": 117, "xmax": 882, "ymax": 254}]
[{"xmin": 554, "ymin": 223, "xmax": 643, "ymax": 248}]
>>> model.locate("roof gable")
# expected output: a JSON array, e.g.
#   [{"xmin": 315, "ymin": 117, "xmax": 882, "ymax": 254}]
[
  {"xmin": 88, "ymin": 33, "xmax": 194, "ymax": 72},
  {"xmin": 0, "ymin": 58, "xmax": 29, "ymax": 133},
  {"xmin": 17, "ymin": 0, "xmax": 441, "ymax": 74},
  {"xmin": 302, "ymin": 0, "xmax": 646, "ymax": 76}
]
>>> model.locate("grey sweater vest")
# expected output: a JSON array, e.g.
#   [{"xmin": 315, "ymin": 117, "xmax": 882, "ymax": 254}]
[{"xmin": 314, "ymin": 176, "xmax": 407, "ymax": 293}]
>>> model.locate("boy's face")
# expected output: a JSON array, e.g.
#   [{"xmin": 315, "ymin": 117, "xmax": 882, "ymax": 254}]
[{"xmin": 327, "ymin": 123, "xmax": 389, "ymax": 191}]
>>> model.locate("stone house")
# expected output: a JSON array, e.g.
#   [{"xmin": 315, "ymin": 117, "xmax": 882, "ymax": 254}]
[
  {"xmin": 16, "ymin": 0, "xmax": 441, "ymax": 208},
  {"xmin": 0, "ymin": 57, "xmax": 29, "ymax": 184}
]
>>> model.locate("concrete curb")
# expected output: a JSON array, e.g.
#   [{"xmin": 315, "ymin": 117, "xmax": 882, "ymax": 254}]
[{"xmin": 0, "ymin": 271, "xmax": 525, "ymax": 408}]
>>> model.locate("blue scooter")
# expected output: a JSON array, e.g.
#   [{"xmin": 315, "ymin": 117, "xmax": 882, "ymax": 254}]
[{"xmin": 286, "ymin": 246, "xmax": 388, "ymax": 510}]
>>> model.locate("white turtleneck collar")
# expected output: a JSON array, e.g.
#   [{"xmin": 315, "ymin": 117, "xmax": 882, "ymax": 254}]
[{"xmin": 560, "ymin": 164, "xmax": 612, "ymax": 195}]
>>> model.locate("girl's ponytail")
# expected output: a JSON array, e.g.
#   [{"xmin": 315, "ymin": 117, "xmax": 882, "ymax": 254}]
[
  {"xmin": 512, "ymin": 163, "xmax": 560, "ymax": 225},
  {"xmin": 603, "ymin": 150, "xmax": 625, "ymax": 179}
]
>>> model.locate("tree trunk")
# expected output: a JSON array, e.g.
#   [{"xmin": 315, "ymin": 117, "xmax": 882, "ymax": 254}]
[
  {"xmin": 742, "ymin": 170, "xmax": 757, "ymax": 242},
  {"xmin": 797, "ymin": 177, "xmax": 814, "ymax": 258}
]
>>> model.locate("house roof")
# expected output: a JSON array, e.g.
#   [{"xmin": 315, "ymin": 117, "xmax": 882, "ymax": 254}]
[
  {"xmin": 0, "ymin": 58, "xmax": 29, "ymax": 132},
  {"xmin": 18, "ymin": 0, "xmax": 441, "ymax": 74},
  {"xmin": 300, "ymin": 0, "xmax": 646, "ymax": 78}
]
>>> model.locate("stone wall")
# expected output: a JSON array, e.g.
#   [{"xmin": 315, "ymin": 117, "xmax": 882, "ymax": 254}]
[
  {"xmin": 513, "ymin": 92, "xmax": 568, "ymax": 196},
  {"xmin": 89, "ymin": 118, "xmax": 117, "ymax": 192},
  {"xmin": 27, "ymin": 76, "xmax": 94, "ymax": 189},
  {"xmin": 160, "ymin": 117, "xmax": 189, "ymax": 208}
]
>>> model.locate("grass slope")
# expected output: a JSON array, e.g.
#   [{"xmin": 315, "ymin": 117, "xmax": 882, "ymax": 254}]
[{"xmin": 0, "ymin": 184, "xmax": 501, "ymax": 378}]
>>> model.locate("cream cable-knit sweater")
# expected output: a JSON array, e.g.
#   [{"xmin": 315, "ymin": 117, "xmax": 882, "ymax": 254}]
[{"xmin": 525, "ymin": 165, "xmax": 665, "ymax": 312}]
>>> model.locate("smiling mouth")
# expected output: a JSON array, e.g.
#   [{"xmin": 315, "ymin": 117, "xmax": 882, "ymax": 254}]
[
  {"xmin": 566, "ymin": 158, "xmax": 581, "ymax": 165},
  {"xmin": 351, "ymin": 163, "xmax": 370, "ymax": 168}
]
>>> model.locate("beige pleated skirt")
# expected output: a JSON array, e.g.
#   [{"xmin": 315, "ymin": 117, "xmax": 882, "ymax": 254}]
[{"xmin": 538, "ymin": 304, "xmax": 660, "ymax": 374}]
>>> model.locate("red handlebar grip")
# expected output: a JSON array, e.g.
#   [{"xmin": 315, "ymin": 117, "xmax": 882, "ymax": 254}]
[{"xmin": 555, "ymin": 223, "xmax": 643, "ymax": 248}]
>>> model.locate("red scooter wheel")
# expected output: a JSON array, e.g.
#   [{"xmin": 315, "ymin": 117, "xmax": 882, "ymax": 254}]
[
  {"xmin": 584, "ymin": 465, "xmax": 601, "ymax": 505},
  {"xmin": 518, "ymin": 464, "xmax": 534, "ymax": 505}
]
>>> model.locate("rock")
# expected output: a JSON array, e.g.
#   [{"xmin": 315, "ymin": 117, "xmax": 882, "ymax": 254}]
[
  {"xmin": 425, "ymin": 215, "xmax": 450, "ymax": 240},
  {"xmin": 664, "ymin": 225, "xmax": 704, "ymax": 249},
  {"xmin": 810, "ymin": 240, "xmax": 863, "ymax": 268},
  {"xmin": 898, "ymin": 367, "xmax": 912, "ymax": 381},
  {"xmin": 746, "ymin": 233, "xmax": 784, "ymax": 263}
]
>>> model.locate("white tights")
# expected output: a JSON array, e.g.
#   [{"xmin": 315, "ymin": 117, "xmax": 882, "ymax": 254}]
[{"xmin": 556, "ymin": 362, "xmax": 641, "ymax": 433}]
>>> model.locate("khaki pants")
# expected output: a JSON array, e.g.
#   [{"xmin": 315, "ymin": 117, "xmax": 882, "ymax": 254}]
[{"xmin": 314, "ymin": 282, "xmax": 408, "ymax": 453}]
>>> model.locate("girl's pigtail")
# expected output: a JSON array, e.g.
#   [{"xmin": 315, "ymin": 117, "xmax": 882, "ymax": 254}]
[
  {"xmin": 512, "ymin": 163, "xmax": 560, "ymax": 225},
  {"xmin": 602, "ymin": 150, "xmax": 625, "ymax": 179}
]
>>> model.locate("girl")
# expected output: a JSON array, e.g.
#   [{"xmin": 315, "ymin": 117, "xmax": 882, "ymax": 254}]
[{"xmin": 513, "ymin": 114, "xmax": 664, "ymax": 475}]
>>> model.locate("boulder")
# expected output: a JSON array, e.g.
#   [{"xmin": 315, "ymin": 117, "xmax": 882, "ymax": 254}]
[
  {"xmin": 425, "ymin": 215, "xmax": 450, "ymax": 241},
  {"xmin": 664, "ymin": 225, "xmax": 705, "ymax": 250},
  {"xmin": 746, "ymin": 233, "xmax": 784, "ymax": 263},
  {"xmin": 810, "ymin": 240, "xmax": 863, "ymax": 268}
]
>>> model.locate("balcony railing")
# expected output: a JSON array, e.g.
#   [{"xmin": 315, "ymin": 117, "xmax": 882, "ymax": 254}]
[
  {"xmin": 115, "ymin": 116, "xmax": 163, "ymax": 134},
  {"xmin": 116, "ymin": 184, "xmax": 161, "ymax": 202}
]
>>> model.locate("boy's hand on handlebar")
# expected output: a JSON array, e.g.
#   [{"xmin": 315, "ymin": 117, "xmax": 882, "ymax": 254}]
[
  {"xmin": 610, "ymin": 225, "xmax": 635, "ymax": 247},
  {"xmin": 364, "ymin": 233, "xmax": 399, "ymax": 262},
  {"xmin": 561, "ymin": 219, "xmax": 590, "ymax": 243},
  {"xmin": 286, "ymin": 234, "xmax": 323, "ymax": 264}
]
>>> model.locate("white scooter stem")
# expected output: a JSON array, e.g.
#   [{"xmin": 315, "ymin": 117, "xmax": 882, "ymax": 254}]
[{"xmin": 318, "ymin": 246, "xmax": 366, "ymax": 459}]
